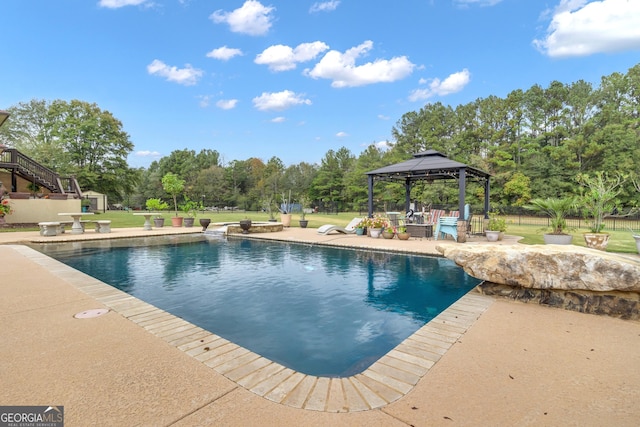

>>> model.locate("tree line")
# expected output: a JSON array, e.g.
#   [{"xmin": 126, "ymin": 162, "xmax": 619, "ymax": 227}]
[{"xmin": 1, "ymin": 62, "xmax": 639, "ymax": 212}]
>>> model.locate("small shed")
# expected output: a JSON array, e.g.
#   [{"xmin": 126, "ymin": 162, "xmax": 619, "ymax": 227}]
[
  {"xmin": 365, "ymin": 150, "xmax": 492, "ymax": 218},
  {"xmin": 83, "ymin": 190, "xmax": 108, "ymax": 212}
]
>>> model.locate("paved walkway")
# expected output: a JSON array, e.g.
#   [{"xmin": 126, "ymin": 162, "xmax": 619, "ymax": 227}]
[{"xmin": 1, "ymin": 227, "xmax": 639, "ymax": 426}]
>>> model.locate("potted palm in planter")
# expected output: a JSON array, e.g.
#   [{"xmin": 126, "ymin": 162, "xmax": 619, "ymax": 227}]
[
  {"xmin": 145, "ymin": 198, "xmax": 169, "ymax": 227},
  {"xmin": 162, "ymin": 172, "xmax": 185, "ymax": 227},
  {"xmin": 576, "ymin": 171, "xmax": 626, "ymax": 251},
  {"xmin": 280, "ymin": 190, "xmax": 292, "ymax": 227},
  {"xmin": 524, "ymin": 196, "xmax": 578, "ymax": 244}
]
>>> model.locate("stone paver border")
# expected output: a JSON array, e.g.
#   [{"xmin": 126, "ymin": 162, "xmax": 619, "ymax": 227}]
[{"xmin": 13, "ymin": 242, "xmax": 493, "ymax": 413}]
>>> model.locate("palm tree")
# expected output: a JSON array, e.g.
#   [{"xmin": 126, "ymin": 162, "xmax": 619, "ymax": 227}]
[{"xmin": 524, "ymin": 196, "xmax": 578, "ymax": 235}]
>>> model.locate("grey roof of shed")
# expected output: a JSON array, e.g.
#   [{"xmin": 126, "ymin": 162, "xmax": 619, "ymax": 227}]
[{"xmin": 366, "ymin": 150, "xmax": 490, "ymax": 181}]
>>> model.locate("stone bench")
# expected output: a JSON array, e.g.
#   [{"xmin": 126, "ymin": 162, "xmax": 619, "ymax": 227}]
[
  {"xmin": 52, "ymin": 220, "xmax": 111, "ymax": 234},
  {"xmin": 94, "ymin": 220, "xmax": 111, "ymax": 233},
  {"xmin": 38, "ymin": 221, "xmax": 61, "ymax": 236}
]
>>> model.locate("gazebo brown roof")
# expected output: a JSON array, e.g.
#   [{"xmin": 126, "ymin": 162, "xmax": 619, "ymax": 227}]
[{"xmin": 365, "ymin": 149, "xmax": 491, "ymax": 218}]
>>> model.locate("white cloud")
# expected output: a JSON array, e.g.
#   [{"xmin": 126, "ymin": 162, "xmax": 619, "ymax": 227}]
[
  {"xmin": 304, "ymin": 40, "xmax": 415, "ymax": 88},
  {"xmin": 210, "ymin": 0, "xmax": 275, "ymax": 36},
  {"xmin": 252, "ymin": 90, "xmax": 312, "ymax": 111},
  {"xmin": 135, "ymin": 150, "xmax": 161, "ymax": 157},
  {"xmin": 408, "ymin": 69, "xmax": 471, "ymax": 101},
  {"xmin": 271, "ymin": 116, "xmax": 286, "ymax": 123},
  {"xmin": 453, "ymin": 0, "xmax": 503, "ymax": 6},
  {"xmin": 377, "ymin": 114, "xmax": 390, "ymax": 120},
  {"xmin": 336, "ymin": 131, "xmax": 348, "ymax": 137},
  {"xmin": 216, "ymin": 99, "xmax": 238, "ymax": 110},
  {"xmin": 374, "ymin": 141, "xmax": 392, "ymax": 151},
  {"xmin": 206, "ymin": 46, "xmax": 243, "ymax": 61},
  {"xmin": 98, "ymin": 0, "xmax": 148, "ymax": 8},
  {"xmin": 147, "ymin": 59, "xmax": 203, "ymax": 86},
  {"xmin": 534, "ymin": 0, "xmax": 640, "ymax": 57},
  {"xmin": 198, "ymin": 95, "xmax": 211, "ymax": 108},
  {"xmin": 309, "ymin": 1, "xmax": 340, "ymax": 13},
  {"xmin": 255, "ymin": 42, "xmax": 329, "ymax": 71}
]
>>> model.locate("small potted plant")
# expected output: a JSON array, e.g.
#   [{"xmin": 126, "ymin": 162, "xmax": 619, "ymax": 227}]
[
  {"xmin": 368, "ymin": 215, "xmax": 388, "ymax": 238},
  {"xmin": 382, "ymin": 225, "xmax": 395, "ymax": 239},
  {"xmin": 81, "ymin": 198, "xmax": 91, "ymax": 213},
  {"xmin": 179, "ymin": 196, "xmax": 200, "ymax": 227},
  {"xmin": 27, "ymin": 182, "xmax": 42, "ymax": 198},
  {"xmin": 485, "ymin": 211, "xmax": 506, "ymax": 242},
  {"xmin": 524, "ymin": 196, "xmax": 578, "ymax": 244},
  {"xmin": 576, "ymin": 171, "xmax": 626, "ymax": 250},
  {"xmin": 396, "ymin": 224, "xmax": 410, "ymax": 240},
  {"xmin": 355, "ymin": 219, "xmax": 366, "ymax": 236},
  {"xmin": 145, "ymin": 198, "xmax": 169, "ymax": 227},
  {"xmin": 0, "ymin": 195, "xmax": 13, "ymax": 225}
]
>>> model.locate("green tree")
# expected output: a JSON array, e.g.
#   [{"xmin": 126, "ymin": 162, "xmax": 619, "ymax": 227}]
[{"xmin": 161, "ymin": 172, "xmax": 185, "ymax": 217}]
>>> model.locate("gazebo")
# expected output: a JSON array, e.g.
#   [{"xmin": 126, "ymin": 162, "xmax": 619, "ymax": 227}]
[{"xmin": 366, "ymin": 150, "xmax": 491, "ymax": 218}]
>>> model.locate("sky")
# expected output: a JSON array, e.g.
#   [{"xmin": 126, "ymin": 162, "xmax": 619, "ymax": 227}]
[{"xmin": 1, "ymin": 0, "xmax": 640, "ymax": 169}]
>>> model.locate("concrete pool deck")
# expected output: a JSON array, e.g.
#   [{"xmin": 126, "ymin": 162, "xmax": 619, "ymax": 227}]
[{"xmin": 1, "ymin": 226, "xmax": 639, "ymax": 426}]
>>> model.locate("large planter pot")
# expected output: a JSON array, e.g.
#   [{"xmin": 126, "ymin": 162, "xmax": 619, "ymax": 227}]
[
  {"xmin": 634, "ymin": 235, "xmax": 640, "ymax": 254},
  {"xmin": 485, "ymin": 230, "xmax": 500, "ymax": 242},
  {"xmin": 47, "ymin": 193, "xmax": 69, "ymax": 200},
  {"xmin": 280, "ymin": 213, "xmax": 292, "ymax": 227},
  {"xmin": 171, "ymin": 217, "xmax": 184, "ymax": 227},
  {"xmin": 543, "ymin": 233, "xmax": 573, "ymax": 245},
  {"xmin": 183, "ymin": 217, "xmax": 195, "ymax": 228},
  {"xmin": 369, "ymin": 228, "xmax": 382, "ymax": 238},
  {"xmin": 397, "ymin": 232, "xmax": 410, "ymax": 240},
  {"xmin": 9, "ymin": 192, "xmax": 30, "ymax": 199},
  {"xmin": 239, "ymin": 219, "xmax": 252, "ymax": 234},
  {"xmin": 199, "ymin": 218, "xmax": 211, "ymax": 231},
  {"xmin": 583, "ymin": 233, "xmax": 610, "ymax": 251},
  {"xmin": 299, "ymin": 220, "xmax": 309, "ymax": 228},
  {"xmin": 153, "ymin": 218, "xmax": 165, "ymax": 228},
  {"xmin": 382, "ymin": 231, "xmax": 395, "ymax": 239}
]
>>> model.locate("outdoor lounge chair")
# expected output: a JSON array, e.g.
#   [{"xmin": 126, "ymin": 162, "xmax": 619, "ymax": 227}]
[{"xmin": 317, "ymin": 217, "xmax": 363, "ymax": 235}]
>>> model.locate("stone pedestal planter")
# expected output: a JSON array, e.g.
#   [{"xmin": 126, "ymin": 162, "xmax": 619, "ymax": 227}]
[{"xmin": 583, "ymin": 233, "xmax": 610, "ymax": 251}]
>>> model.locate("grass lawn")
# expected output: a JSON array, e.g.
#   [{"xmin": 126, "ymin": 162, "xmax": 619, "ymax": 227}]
[{"xmin": 3, "ymin": 210, "xmax": 639, "ymax": 254}]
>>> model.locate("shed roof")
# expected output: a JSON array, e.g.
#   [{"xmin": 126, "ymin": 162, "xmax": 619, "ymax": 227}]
[{"xmin": 366, "ymin": 150, "xmax": 490, "ymax": 181}]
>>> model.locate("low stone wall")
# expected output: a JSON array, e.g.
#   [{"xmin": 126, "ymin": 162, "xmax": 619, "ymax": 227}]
[
  {"xmin": 477, "ymin": 282, "xmax": 640, "ymax": 320},
  {"xmin": 225, "ymin": 222, "xmax": 284, "ymax": 234},
  {"xmin": 436, "ymin": 243, "xmax": 640, "ymax": 319}
]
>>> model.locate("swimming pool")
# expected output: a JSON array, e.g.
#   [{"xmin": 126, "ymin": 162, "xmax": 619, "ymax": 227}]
[{"xmin": 35, "ymin": 235, "xmax": 481, "ymax": 377}]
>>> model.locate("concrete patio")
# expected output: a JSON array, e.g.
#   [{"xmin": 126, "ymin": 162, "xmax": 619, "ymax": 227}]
[{"xmin": 1, "ymin": 227, "xmax": 639, "ymax": 426}]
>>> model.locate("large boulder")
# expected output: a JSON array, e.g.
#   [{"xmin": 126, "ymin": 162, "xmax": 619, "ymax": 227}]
[{"xmin": 435, "ymin": 244, "xmax": 640, "ymax": 293}]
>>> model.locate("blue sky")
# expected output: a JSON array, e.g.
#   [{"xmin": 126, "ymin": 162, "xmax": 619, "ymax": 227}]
[{"xmin": 2, "ymin": 0, "xmax": 640, "ymax": 169}]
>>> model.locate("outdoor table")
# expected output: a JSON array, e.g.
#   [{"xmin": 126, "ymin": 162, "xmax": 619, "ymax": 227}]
[
  {"xmin": 58, "ymin": 212, "xmax": 94, "ymax": 234},
  {"xmin": 133, "ymin": 212, "xmax": 155, "ymax": 230}
]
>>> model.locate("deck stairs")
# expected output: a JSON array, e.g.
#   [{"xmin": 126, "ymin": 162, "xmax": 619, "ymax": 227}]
[{"xmin": 0, "ymin": 148, "xmax": 82, "ymax": 197}]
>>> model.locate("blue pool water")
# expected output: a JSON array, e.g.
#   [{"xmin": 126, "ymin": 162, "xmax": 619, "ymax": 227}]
[{"xmin": 35, "ymin": 235, "xmax": 481, "ymax": 377}]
